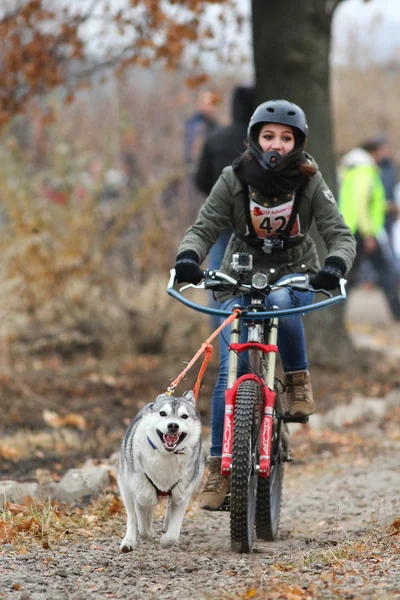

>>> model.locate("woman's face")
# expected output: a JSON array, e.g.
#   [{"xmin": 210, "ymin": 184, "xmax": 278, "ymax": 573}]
[{"xmin": 258, "ymin": 123, "xmax": 295, "ymax": 155}]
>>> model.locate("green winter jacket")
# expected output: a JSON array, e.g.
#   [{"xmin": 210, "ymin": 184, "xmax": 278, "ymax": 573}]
[{"xmin": 178, "ymin": 164, "xmax": 356, "ymax": 298}]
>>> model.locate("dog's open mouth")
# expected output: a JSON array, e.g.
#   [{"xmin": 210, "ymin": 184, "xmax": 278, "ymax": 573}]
[{"xmin": 156, "ymin": 430, "xmax": 187, "ymax": 452}]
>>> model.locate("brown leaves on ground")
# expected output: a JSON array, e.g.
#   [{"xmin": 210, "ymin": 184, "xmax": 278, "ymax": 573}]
[
  {"xmin": 389, "ymin": 518, "xmax": 400, "ymax": 536},
  {"xmin": 42, "ymin": 409, "xmax": 86, "ymax": 430},
  {"xmin": 0, "ymin": 493, "xmax": 124, "ymax": 550},
  {"xmin": 224, "ymin": 526, "xmax": 400, "ymax": 599},
  {"xmin": 0, "ymin": 444, "xmax": 19, "ymax": 460}
]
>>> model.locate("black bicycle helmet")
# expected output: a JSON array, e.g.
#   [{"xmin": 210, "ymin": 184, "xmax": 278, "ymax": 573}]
[{"xmin": 247, "ymin": 99, "xmax": 308, "ymax": 170}]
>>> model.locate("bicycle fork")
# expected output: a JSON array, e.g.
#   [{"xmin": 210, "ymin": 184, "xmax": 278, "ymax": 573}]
[
  {"xmin": 259, "ymin": 315, "xmax": 278, "ymax": 477},
  {"xmin": 221, "ymin": 313, "xmax": 279, "ymax": 477}
]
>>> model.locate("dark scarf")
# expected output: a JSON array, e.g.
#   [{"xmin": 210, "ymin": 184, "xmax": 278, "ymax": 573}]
[{"xmin": 233, "ymin": 152, "xmax": 311, "ymax": 197}]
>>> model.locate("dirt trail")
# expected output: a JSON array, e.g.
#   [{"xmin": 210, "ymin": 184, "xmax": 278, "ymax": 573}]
[
  {"xmin": 1, "ymin": 403, "xmax": 400, "ymax": 600},
  {"xmin": 1, "ymin": 288, "xmax": 400, "ymax": 599}
]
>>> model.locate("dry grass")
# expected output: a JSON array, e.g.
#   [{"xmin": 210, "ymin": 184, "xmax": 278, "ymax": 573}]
[
  {"xmin": 214, "ymin": 521, "xmax": 400, "ymax": 600},
  {"xmin": 0, "ymin": 492, "xmax": 125, "ymax": 551},
  {"xmin": 0, "ymin": 138, "xmax": 206, "ymax": 361}
]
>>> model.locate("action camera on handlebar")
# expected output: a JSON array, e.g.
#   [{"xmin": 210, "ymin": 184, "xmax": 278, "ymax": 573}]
[{"xmin": 231, "ymin": 253, "xmax": 253, "ymax": 272}]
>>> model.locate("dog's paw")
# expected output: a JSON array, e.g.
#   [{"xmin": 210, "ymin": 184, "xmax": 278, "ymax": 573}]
[
  {"xmin": 160, "ymin": 532, "xmax": 178, "ymax": 549},
  {"xmin": 120, "ymin": 537, "xmax": 137, "ymax": 553}
]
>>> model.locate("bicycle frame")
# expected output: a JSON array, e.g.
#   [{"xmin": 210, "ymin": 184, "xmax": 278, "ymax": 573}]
[{"xmin": 220, "ymin": 310, "xmax": 279, "ymax": 478}]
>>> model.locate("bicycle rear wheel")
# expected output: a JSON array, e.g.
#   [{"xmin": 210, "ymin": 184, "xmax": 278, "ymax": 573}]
[
  {"xmin": 255, "ymin": 383, "xmax": 285, "ymax": 541},
  {"xmin": 230, "ymin": 379, "xmax": 263, "ymax": 553}
]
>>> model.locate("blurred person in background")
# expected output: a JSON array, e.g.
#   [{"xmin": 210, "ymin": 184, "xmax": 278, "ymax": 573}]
[
  {"xmin": 339, "ymin": 139, "xmax": 400, "ymax": 320},
  {"xmin": 374, "ymin": 135, "xmax": 399, "ymax": 249},
  {"xmin": 184, "ymin": 90, "xmax": 219, "ymax": 168},
  {"xmin": 194, "ymin": 85, "xmax": 256, "ymax": 329},
  {"xmin": 183, "ymin": 90, "xmax": 219, "ymax": 226}
]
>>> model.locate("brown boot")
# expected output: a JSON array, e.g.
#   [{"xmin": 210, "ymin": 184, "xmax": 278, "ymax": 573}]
[
  {"xmin": 199, "ymin": 457, "xmax": 230, "ymax": 511},
  {"xmin": 285, "ymin": 370, "xmax": 316, "ymax": 417}
]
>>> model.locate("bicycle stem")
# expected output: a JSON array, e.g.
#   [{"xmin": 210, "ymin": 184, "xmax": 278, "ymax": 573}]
[{"xmin": 265, "ymin": 313, "xmax": 279, "ymax": 390}]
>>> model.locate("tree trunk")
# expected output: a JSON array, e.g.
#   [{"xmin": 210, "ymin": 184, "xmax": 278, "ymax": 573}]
[{"xmin": 251, "ymin": 0, "xmax": 354, "ymax": 366}]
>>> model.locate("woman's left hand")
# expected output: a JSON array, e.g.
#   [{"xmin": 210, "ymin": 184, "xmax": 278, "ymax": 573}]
[{"xmin": 309, "ymin": 256, "xmax": 346, "ymax": 291}]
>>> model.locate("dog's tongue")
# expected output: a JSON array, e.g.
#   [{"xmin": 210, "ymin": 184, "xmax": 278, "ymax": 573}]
[{"xmin": 164, "ymin": 434, "xmax": 179, "ymax": 447}]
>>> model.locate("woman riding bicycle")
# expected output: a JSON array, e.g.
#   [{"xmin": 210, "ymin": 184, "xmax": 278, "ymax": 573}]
[{"xmin": 173, "ymin": 99, "xmax": 356, "ymax": 510}]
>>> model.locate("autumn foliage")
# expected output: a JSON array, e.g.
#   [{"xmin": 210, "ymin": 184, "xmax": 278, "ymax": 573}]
[
  {"xmin": 0, "ymin": 0, "xmax": 241, "ymax": 127},
  {"xmin": 0, "ymin": 0, "xmax": 83, "ymax": 124}
]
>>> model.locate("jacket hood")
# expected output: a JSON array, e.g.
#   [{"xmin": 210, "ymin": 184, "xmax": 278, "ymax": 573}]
[
  {"xmin": 231, "ymin": 86, "xmax": 256, "ymax": 126},
  {"xmin": 340, "ymin": 148, "xmax": 376, "ymax": 168}
]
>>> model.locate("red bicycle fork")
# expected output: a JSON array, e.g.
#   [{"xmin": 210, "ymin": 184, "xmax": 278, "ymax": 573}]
[{"xmin": 221, "ymin": 342, "xmax": 278, "ymax": 478}]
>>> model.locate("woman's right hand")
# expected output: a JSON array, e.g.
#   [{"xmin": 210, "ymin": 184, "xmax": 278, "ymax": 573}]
[{"xmin": 174, "ymin": 252, "xmax": 204, "ymax": 284}]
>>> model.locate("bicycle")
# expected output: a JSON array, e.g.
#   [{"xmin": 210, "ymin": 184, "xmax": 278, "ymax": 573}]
[{"xmin": 167, "ymin": 253, "xmax": 347, "ymax": 553}]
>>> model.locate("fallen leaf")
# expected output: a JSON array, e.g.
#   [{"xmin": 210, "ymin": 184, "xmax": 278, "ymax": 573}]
[
  {"xmin": 42, "ymin": 409, "xmax": 65, "ymax": 428},
  {"xmin": 74, "ymin": 528, "xmax": 93, "ymax": 537},
  {"xmin": 0, "ymin": 445, "xmax": 19, "ymax": 460},
  {"xmin": 389, "ymin": 518, "xmax": 400, "ymax": 535},
  {"xmin": 273, "ymin": 562, "xmax": 294, "ymax": 572},
  {"xmin": 108, "ymin": 495, "xmax": 123, "ymax": 515},
  {"xmin": 43, "ymin": 409, "xmax": 86, "ymax": 429},
  {"xmin": 281, "ymin": 585, "xmax": 307, "ymax": 600},
  {"xmin": 63, "ymin": 413, "xmax": 87, "ymax": 429}
]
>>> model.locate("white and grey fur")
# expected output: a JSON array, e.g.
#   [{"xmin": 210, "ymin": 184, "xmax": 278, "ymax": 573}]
[{"xmin": 118, "ymin": 391, "xmax": 203, "ymax": 551}]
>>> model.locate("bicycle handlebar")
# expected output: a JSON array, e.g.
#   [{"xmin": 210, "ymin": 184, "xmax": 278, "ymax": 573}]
[{"xmin": 167, "ymin": 269, "xmax": 347, "ymax": 320}]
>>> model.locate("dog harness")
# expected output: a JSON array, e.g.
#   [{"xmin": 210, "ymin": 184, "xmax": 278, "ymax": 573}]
[
  {"xmin": 145, "ymin": 436, "xmax": 184, "ymax": 497},
  {"xmin": 144, "ymin": 472, "xmax": 179, "ymax": 498}
]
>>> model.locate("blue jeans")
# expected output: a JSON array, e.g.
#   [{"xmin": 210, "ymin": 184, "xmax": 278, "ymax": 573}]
[
  {"xmin": 208, "ymin": 228, "xmax": 233, "ymax": 331},
  {"xmin": 209, "ymin": 273, "xmax": 314, "ymax": 457}
]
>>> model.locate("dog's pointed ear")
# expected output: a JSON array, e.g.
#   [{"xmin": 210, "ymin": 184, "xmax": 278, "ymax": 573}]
[{"xmin": 183, "ymin": 390, "xmax": 195, "ymax": 404}]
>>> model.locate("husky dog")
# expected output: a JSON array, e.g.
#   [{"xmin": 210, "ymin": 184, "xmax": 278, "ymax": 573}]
[{"xmin": 118, "ymin": 391, "xmax": 203, "ymax": 551}]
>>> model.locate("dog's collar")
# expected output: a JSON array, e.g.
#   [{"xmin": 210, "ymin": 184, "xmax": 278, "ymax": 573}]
[
  {"xmin": 147, "ymin": 436, "xmax": 185, "ymax": 454},
  {"xmin": 147, "ymin": 436, "xmax": 157, "ymax": 450}
]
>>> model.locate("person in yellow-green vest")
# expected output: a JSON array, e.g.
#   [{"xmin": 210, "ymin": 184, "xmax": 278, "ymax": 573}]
[{"xmin": 339, "ymin": 139, "xmax": 400, "ymax": 320}]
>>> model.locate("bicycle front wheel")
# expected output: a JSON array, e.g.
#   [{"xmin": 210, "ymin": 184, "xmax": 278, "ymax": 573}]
[
  {"xmin": 255, "ymin": 383, "xmax": 285, "ymax": 541},
  {"xmin": 230, "ymin": 379, "xmax": 263, "ymax": 553}
]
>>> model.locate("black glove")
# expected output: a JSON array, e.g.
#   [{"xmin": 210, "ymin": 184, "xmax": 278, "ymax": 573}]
[
  {"xmin": 309, "ymin": 257, "xmax": 346, "ymax": 291},
  {"xmin": 174, "ymin": 251, "xmax": 204, "ymax": 284}
]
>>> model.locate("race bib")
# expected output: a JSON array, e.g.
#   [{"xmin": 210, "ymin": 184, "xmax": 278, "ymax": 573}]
[{"xmin": 250, "ymin": 196, "xmax": 300, "ymax": 239}]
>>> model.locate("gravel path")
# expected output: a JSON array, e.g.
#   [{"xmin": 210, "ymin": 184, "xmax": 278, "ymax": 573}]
[{"xmin": 1, "ymin": 402, "xmax": 400, "ymax": 600}]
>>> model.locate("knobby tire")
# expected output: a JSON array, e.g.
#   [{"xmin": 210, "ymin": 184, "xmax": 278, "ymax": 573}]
[
  {"xmin": 230, "ymin": 379, "xmax": 263, "ymax": 553},
  {"xmin": 255, "ymin": 383, "xmax": 285, "ymax": 541}
]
